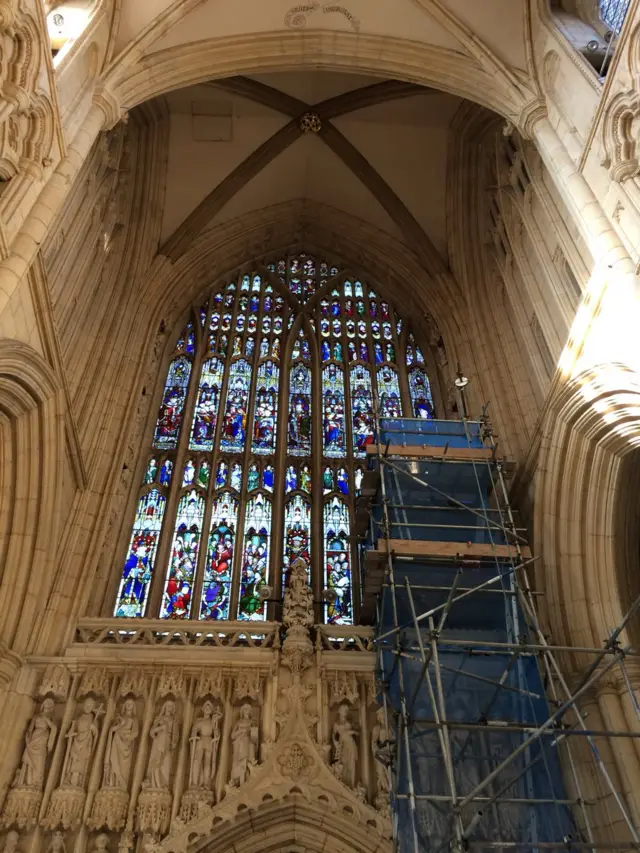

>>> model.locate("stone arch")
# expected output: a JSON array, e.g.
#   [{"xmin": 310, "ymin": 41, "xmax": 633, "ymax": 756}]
[
  {"xmin": 90, "ymin": 204, "xmax": 461, "ymax": 615},
  {"xmin": 189, "ymin": 796, "xmax": 390, "ymax": 853},
  {"xmin": 534, "ymin": 364, "xmax": 640, "ymax": 659},
  {"xmin": 107, "ymin": 31, "xmax": 527, "ymax": 121},
  {"xmin": 534, "ymin": 363, "xmax": 640, "ymax": 835},
  {"xmin": 0, "ymin": 340, "xmax": 65, "ymax": 683}
]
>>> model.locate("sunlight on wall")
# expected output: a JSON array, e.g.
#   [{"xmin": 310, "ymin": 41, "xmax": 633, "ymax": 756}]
[{"xmin": 46, "ymin": 4, "xmax": 92, "ymax": 66}]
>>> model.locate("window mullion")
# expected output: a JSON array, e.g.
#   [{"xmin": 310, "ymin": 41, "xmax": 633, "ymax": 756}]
[
  {"xmin": 269, "ymin": 313, "xmax": 295, "ymax": 615},
  {"xmin": 311, "ymin": 301, "xmax": 324, "ymax": 625}
]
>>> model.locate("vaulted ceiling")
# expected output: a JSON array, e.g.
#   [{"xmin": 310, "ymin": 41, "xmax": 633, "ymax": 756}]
[
  {"xmin": 158, "ymin": 72, "xmax": 461, "ymax": 266},
  {"xmin": 104, "ymin": 0, "xmax": 532, "ymax": 274}
]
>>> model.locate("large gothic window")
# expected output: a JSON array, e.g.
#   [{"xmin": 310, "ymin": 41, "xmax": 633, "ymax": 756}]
[{"xmin": 114, "ymin": 255, "xmax": 435, "ymax": 624}]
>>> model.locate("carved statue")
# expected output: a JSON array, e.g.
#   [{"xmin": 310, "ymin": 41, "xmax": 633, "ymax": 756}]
[
  {"xmin": 91, "ymin": 834, "xmax": 110, "ymax": 853},
  {"xmin": 282, "ymin": 557, "xmax": 314, "ymax": 631},
  {"xmin": 228, "ymin": 704, "xmax": 258, "ymax": 787},
  {"xmin": 103, "ymin": 698, "xmax": 139, "ymax": 790},
  {"xmin": 371, "ymin": 707, "xmax": 394, "ymax": 801},
  {"xmin": 13, "ymin": 698, "xmax": 57, "ymax": 789},
  {"xmin": 332, "ymin": 704, "xmax": 358, "ymax": 789},
  {"xmin": 46, "ymin": 832, "xmax": 66, "ymax": 853},
  {"xmin": 2, "ymin": 831, "xmax": 19, "ymax": 853},
  {"xmin": 61, "ymin": 698, "xmax": 102, "ymax": 788},
  {"xmin": 144, "ymin": 700, "xmax": 178, "ymax": 790},
  {"xmin": 188, "ymin": 701, "xmax": 222, "ymax": 789}
]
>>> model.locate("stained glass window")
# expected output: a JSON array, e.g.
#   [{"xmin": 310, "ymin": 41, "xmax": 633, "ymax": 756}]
[
  {"xmin": 322, "ymin": 364, "xmax": 346, "ymax": 457},
  {"xmin": 221, "ymin": 359, "xmax": 251, "ymax": 452},
  {"xmin": 190, "ymin": 357, "xmax": 224, "ymax": 451},
  {"xmin": 201, "ymin": 492, "xmax": 238, "ymax": 620},
  {"xmin": 153, "ymin": 357, "xmax": 192, "ymax": 449},
  {"xmin": 324, "ymin": 497, "xmax": 352, "ymax": 624},
  {"xmin": 283, "ymin": 495, "xmax": 312, "ymax": 587},
  {"xmin": 252, "ymin": 361, "xmax": 279, "ymax": 454},
  {"xmin": 377, "ymin": 366, "xmax": 402, "ymax": 418},
  {"xmin": 160, "ymin": 491, "xmax": 205, "ymax": 619},
  {"xmin": 117, "ymin": 255, "xmax": 437, "ymax": 624},
  {"xmin": 409, "ymin": 367, "xmax": 435, "ymax": 419},
  {"xmin": 115, "ymin": 490, "xmax": 166, "ymax": 617},
  {"xmin": 238, "ymin": 493, "xmax": 271, "ymax": 621},
  {"xmin": 288, "ymin": 364, "xmax": 312, "ymax": 455},
  {"xmin": 350, "ymin": 365, "xmax": 375, "ymax": 456}
]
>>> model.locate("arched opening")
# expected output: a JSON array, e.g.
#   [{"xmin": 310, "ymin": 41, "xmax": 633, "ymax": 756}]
[{"xmin": 110, "ymin": 254, "xmax": 443, "ymax": 626}]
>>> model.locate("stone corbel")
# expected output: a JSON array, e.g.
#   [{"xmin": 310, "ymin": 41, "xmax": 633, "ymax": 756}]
[
  {"xmin": 92, "ymin": 83, "xmax": 126, "ymax": 132},
  {"xmin": 601, "ymin": 90, "xmax": 640, "ymax": 183}
]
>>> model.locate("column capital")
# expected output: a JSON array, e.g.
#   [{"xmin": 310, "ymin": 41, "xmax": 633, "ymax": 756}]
[{"xmin": 517, "ymin": 98, "xmax": 548, "ymax": 140}]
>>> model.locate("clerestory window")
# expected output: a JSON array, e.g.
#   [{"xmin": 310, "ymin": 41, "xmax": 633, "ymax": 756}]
[{"xmin": 113, "ymin": 254, "xmax": 436, "ymax": 625}]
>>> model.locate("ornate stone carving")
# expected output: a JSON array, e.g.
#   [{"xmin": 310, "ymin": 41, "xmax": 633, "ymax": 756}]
[
  {"xmin": 45, "ymin": 832, "xmax": 66, "ymax": 853},
  {"xmin": 299, "ymin": 112, "xmax": 322, "ymax": 134},
  {"xmin": 143, "ymin": 700, "xmax": 179, "ymax": 790},
  {"xmin": 45, "ymin": 698, "xmax": 103, "ymax": 829},
  {"xmin": 3, "ymin": 699, "xmax": 57, "ymax": 829},
  {"xmin": 157, "ymin": 668, "xmax": 185, "ymax": 699},
  {"xmin": 13, "ymin": 697, "xmax": 57, "ymax": 788},
  {"xmin": 79, "ymin": 669, "xmax": 109, "ymax": 699},
  {"xmin": 89, "ymin": 698, "xmax": 139, "ymax": 829},
  {"xmin": 371, "ymin": 707, "xmax": 394, "ymax": 812},
  {"xmin": 328, "ymin": 670, "xmax": 359, "ymax": 706},
  {"xmin": 61, "ymin": 698, "xmax": 103, "ymax": 787},
  {"xmin": 195, "ymin": 669, "xmax": 225, "ymax": 699},
  {"xmin": 136, "ymin": 787, "xmax": 172, "ymax": 836},
  {"xmin": 40, "ymin": 665, "xmax": 70, "ymax": 701},
  {"xmin": 331, "ymin": 704, "xmax": 358, "ymax": 789},
  {"xmin": 284, "ymin": 2, "xmax": 360, "ymax": 31},
  {"xmin": 228, "ymin": 704, "xmax": 258, "ymax": 788},
  {"xmin": 282, "ymin": 556, "xmax": 314, "ymax": 673},
  {"xmin": 601, "ymin": 90, "xmax": 640, "ymax": 182},
  {"xmin": 188, "ymin": 700, "xmax": 222, "ymax": 789},
  {"xmin": 119, "ymin": 671, "xmax": 148, "ymax": 698},
  {"xmin": 137, "ymin": 699, "xmax": 178, "ymax": 832},
  {"xmin": 277, "ymin": 743, "xmax": 314, "ymax": 780},
  {"xmin": 1, "ymin": 831, "xmax": 19, "ymax": 853},
  {"xmin": 90, "ymin": 835, "xmax": 110, "ymax": 853},
  {"xmin": 233, "ymin": 670, "xmax": 262, "ymax": 703}
]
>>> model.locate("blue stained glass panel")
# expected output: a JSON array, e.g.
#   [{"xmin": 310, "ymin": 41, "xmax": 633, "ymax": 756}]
[
  {"xmin": 200, "ymin": 492, "xmax": 238, "ymax": 620},
  {"xmin": 350, "ymin": 364, "xmax": 375, "ymax": 455},
  {"xmin": 322, "ymin": 364, "xmax": 346, "ymax": 457},
  {"xmin": 288, "ymin": 364, "xmax": 312, "ymax": 456},
  {"xmin": 190, "ymin": 357, "xmax": 224, "ymax": 451},
  {"xmin": 409, "ymin": 367, "xmax": 435, "ymax": 419},
  {"xmin": 160, "ymin": 490, "xmax": 205, "ymax": 619},
  {"xmin": 377, "ymin": 365, "xmax": 402, "ymax": 418},
  {"xmin": 220, "ymin": 359, "xmax": 251, "ymax": 452},
  {"xmin": 159, "ymin": 459, "xmax": 173, "ymax": 486},
  {"xmin": 251, "ymin": 361, "xmax": 279, "ymax": 455},
  {"xmin": 283, "ymin": 495, "xmax": 311, "ymax": 589},
  {"xmin": 286, "ymin": 465, "xmax": 297, "ymax": 493},
  {"xmin": 114, "ymin": 490, "xmax": 166, "ymax": 617},
  {"xmin": 324, "ymin": 497, "xmax": 353, "ymax": 624},
  {"xmin": 153, "ymin": 357, "xmax": 192, "ymax": 450},
  {"xmin": 238, "ymin": 493, "xmax": 271, "ymax": 621}
]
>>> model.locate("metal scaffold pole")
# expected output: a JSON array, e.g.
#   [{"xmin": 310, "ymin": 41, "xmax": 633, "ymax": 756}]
[{"xmin": 365, "ymin": 407, "xmax": 640, "ymax": 853}]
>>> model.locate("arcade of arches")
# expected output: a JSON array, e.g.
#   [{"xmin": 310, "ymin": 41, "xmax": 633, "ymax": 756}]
[{"xmin": 1, "ymin": 1, "xmax": 640, "ymax": 852}]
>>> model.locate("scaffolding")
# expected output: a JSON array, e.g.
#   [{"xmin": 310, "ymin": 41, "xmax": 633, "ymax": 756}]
[{"xmin": 359, "ymin": 410, "xmax": 640, "ymax": 853}]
